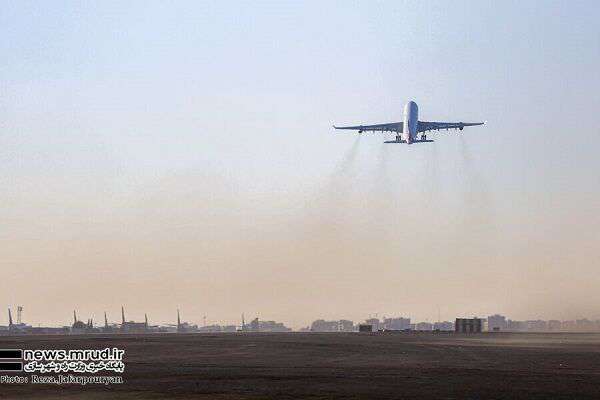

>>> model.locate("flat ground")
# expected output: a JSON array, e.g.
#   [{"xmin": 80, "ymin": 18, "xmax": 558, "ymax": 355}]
[{"xmin": 1, "ymin": 332, "xmax": 600, "ymax": 399}]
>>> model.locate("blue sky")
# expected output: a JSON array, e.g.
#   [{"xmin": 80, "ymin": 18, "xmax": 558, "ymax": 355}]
[{"xmin": 1, "ymin": 1, "xmax": 599, "ymax": 327}]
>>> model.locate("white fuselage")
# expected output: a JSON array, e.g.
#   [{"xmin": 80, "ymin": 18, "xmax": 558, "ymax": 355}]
[{"xmin": 402, "ymin": 101, "xmax": 419, "ymax": 143}]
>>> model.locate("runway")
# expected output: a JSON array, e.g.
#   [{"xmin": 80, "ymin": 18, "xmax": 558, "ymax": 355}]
[{"xmin": 2, "ymin": 332, "xmax": 600, "ymax": 399}]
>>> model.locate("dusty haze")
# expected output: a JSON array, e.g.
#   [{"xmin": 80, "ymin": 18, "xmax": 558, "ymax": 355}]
[{"xmin": 2, "ymin": 2, "xmax": 599, "ymax": 328}]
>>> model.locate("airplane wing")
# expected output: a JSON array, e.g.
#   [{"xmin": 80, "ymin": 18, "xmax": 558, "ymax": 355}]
[
  {"xmin": 333, "ymin": 122, "xmax": 403, "ymax": 133},
  {"xmin": 418, "ymin": 121, "xmax": 485, "ymax": 133}
]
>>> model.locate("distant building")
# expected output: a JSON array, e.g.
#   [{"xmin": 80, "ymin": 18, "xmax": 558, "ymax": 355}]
[
  {"xmin": 455, "ymin": 318, "xmax": 482, "ymax": 333},
  {"xmin": 365, "ymin": 318, "xmax": 382, "ymax": 331},
  {"xmin": 548, "ymin": 320, "xmax": 562, "ymax": 331},
  {"xmin": 338, "ymin": 320, "xmax": 354, "ymax": 332},
  {"xmin": 311, "ymin": 320, "xmax": 340, "ymax": 332},
  {"xmin": 415, "ymin": 322, "xmax": 433, "ymax": 331},
  {"xmin": 507, "ymin": 320, "xmax": 526, "ymax": 332},
  {"xmin": 258, "ymin": 320, "xmax": 291, "ymax": 332},
  {"xmin": 576, "ymin": 319, "xmax": 596, "ymax": 332},
  {"xmin": 199, "ymin": 324, "xmax": 222, "ymax": 333},
  {"xmin": 487, "ymin": 314, "xmax": 508, "ymax": 332},
  {"xmin": 433, "ymin": 321, "xmax": 454, "ymax": 331},
  {"xmin": 222, "ymin": 325, "xmax": 238, "ymax": 333},
  {"xmin": 358, "ymin": 324, "xmax": 373, "ymax": 332},
  {"xmin": 561, "ymin": 320, "xmax": 576, "ymax": 331},
  {"xmin": 383, "ymin": 317, "xmax": 411, "ymax": 331},
  {"xmin": 525, "ymin": 320, "xmax": 547, "ymax": 332},
  {"xmin": 261, "ymin": 321, "xmax": 289, "ymax": 332},
  {"xmin": 310, "ymin": 319, "xmax": 354, "ymax": 332}
]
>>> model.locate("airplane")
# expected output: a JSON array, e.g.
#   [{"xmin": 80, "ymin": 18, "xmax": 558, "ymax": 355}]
[{"xmin": 333, "ymin": 100, "xmax": 485, "ymax": 144}]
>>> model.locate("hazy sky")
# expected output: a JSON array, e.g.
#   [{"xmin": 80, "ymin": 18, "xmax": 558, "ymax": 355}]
[{"xmin": 2, "ymin": 1, "xmax": 599, "ymax": 328}]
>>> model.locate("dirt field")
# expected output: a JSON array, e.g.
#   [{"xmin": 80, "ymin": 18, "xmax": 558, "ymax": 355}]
[{"xmin": 1, "ymin": 332, "xmax": 600, "ymax": 399}]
